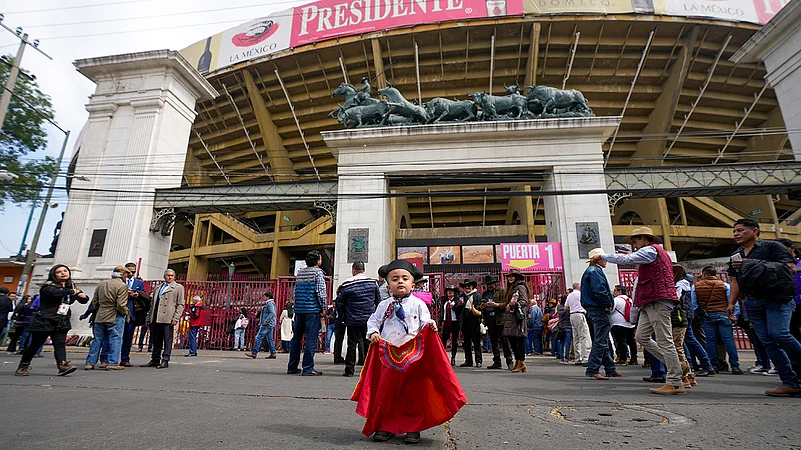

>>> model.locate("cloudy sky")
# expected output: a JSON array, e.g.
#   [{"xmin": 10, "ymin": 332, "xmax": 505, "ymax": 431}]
[{"xmin": 0, "ymin": 0, "xmax": 309, "ymax": 257}]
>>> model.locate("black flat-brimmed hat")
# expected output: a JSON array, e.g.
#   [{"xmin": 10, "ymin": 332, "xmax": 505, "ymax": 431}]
[
  {"xmin": 445, "ymin": 285, "xmax": 458, "ymax": 293},
  {"xmin": 483, "ymin": 274, "xmax": 499, "ymax": 284},
  {"xmin": 378, "ymin": 259, "xmax": 424, "ymax": 280},
  {"xmin": 459, "ymin": 278, "xmax": 477, "ymax": 288}
]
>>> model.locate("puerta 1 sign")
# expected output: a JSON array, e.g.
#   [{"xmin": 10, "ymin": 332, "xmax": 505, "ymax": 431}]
[{"xmin": 500, "ymin": 243, "xmax": 564, "ymax": 272}]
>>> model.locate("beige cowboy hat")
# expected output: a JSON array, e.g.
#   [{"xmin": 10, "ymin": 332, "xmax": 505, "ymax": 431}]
[
  {"xmin": 587, "ymin": 248, "xmax": 606, "ymax": 261},
  {"xmin": 622, "ymin": 226, "xmax": 662, "ymax": 245}
]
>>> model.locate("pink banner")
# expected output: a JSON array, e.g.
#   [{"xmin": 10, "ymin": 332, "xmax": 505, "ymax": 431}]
[
  {"xmin": 500, "ymin": 243, "xmax": 563, "ymax": 273},
  {"xmin": 291, "ymin": 0, "xmax": 524, "ymax": 47}
]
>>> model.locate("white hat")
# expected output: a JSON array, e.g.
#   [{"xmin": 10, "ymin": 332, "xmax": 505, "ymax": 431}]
[{"xmin": 587, "ymin": 248, "xmax": 605, "ymax": 260}]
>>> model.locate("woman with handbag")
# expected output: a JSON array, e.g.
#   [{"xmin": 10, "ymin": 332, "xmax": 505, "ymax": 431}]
[
  {"xmin": 16, "ymin": 264, "xmax": 88, "ymax": 376},
  {"xmin": 503, "ymin": 269, "xmax": 530, "ymax": 373}
]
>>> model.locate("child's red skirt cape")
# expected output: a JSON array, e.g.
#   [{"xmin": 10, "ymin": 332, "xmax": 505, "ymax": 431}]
[{"xmin": 350, "ymin": 324, "xmax": 467, "ymax": 436}]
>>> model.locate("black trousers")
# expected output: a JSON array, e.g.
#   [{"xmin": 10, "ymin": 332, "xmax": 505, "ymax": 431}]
[
  {"xmin": 344, "ymin": 325, "xmax": 369, "ymax": 376},
  {"xmin": 488, "ymin": 321, "xmax": 512, "ymax": 366},
  {"xmin": 333, "ymin": 321, "xmax": 346, "ymax": 363},
  {"xmin": 462, "ymin": 321, "xmax": 483, "ymax": 365},
  {"xmin": 507, "ymin": 336, "xmax": 526, "ymax": 361},
  {"xmin": 6, "ymin": 325, "xmax": 23, "ymax": 352},
  {"xmin": 22, "ymin": 330, "xmax": 67, "ymax": 364},
  {"xmin": 440, "ymin": 320, "xmax": 460, "ymax": 359},
  {"xmin": 611, "ymin": 325, "xmax": 638, "ymax": 362},
  {"xmin": 150, "ymin": 322, "xmax": 174, "ymax": 362}
]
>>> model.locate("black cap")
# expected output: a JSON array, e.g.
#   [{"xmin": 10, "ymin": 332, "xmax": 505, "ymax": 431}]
[
  {"xmin": 378, "ymin": 259, "xmax": 424, "ymax": 280},
  {"xmin": 459, "ymin": 278, "xmax": 477, "ymax": 288}
]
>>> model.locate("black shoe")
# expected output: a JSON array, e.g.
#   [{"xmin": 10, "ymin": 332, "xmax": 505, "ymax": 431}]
[
  {"xmin": 156, "ymin": 361, "xmax": 169, "ymax": 369},
  {"xmin": 373, "ymin": 431, "xmax": 395, "ymax": 442},
  {"xmin": 302, "ymin": 370, "xmax": 323, "ymax": 376},
  {"xmin": 696, "ymin": 369, "xmax": 714, "ymax": 377},
  {"xmin": 185, "ymin": 353, "xmax": 197, "ymax": 357},
  {"xmin": 459, "ymin": 362, "xmax": 473, "ymax": 367},
  {"xmin": 334, "ymin": 359, "xmax": 345, "ymax": 364},
  {"xmin": 287, "ymin": 369, "xmax": 302, "ymax": 374},
  {"xmin": 404, "ymin": 432, "xmax": 421, "ymax": 444},
  {"xmin": 140, "ymin": 360, "xmax": 160, "ymax": 368},
  {"xmin": 450, "ymin": 357, "xmax": 456, "ymax": 366},
  {"xmin": 476, "ymin": 362, "xmax": 482, "ymax": 368},
  {"xmin": 486, "ymin": 363, "xmax": 503, "ymax": 369},
  {"xmin": 342, "ymin": 372, "xmax": 354, "ymax": 377},
  {"xmin": 731, "ymin": 368, "xmax": 744, "ymax": 375},
  {"xmin": 642, "ymin": 376, "xmax": 667, "ymax": 383}
]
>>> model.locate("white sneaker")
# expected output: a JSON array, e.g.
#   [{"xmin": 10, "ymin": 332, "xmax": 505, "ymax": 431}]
[
  {"xmin": 748, "ymin": 365, "xmax": 764, "ymax": 374},
  {"xmin": 763, "ymin": 369, "xmax": 778, "ymax": 376}
]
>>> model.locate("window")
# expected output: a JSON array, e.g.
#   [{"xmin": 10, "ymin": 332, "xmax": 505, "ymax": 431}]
[{"xmin": 88, "ymin": 229, "xmax": 108, "ymax": 257}]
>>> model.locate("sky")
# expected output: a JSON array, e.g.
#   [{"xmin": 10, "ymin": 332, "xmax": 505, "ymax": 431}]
[{"xmin": 0, "ymin": 0, "xmax": 309, "ymax": 257}]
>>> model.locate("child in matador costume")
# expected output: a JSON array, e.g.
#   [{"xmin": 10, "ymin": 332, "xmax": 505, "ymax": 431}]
[{"xmin": 351, "ymin": 259, "xmax": 467, "ymax": 444}]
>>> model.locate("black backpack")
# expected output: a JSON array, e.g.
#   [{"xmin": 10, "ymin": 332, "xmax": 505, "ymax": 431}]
[
  {"xmin": 738, "ymin": 259, "xmax": 795, "ymax": 302},
  {"xmin": 670, "ymin": 290, "xmax": 689, "ymax": 328}
]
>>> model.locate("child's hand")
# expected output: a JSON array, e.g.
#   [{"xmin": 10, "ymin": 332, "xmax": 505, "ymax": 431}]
[
  {"xmin": 429, "ymin": 321, "xmax": 438, "ymax": 332},
  {"xmin": 370, "ymin": 333, "xmax": 380, "ymax": 344}
]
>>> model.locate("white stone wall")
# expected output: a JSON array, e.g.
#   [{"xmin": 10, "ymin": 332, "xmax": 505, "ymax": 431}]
[
  {"xmin": 324, "ymin": 117, "xmax": 621, "ymax": 288},
  {"xmin": 764, "ymin": 28, "xmax": 801, "ymax": 157}
]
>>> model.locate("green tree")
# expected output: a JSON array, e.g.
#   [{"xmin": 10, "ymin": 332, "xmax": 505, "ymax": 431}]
[{"xmin": 0, "ymin": 55, "xmax": 57, "ymax": 207}]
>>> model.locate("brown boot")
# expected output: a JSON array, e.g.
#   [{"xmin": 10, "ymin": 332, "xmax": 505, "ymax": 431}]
[
  {"xmin": 765, "ymin": 385, "xmax": 801, "ymax": 397},
  {"xmin": 511, "ymin": 360, "xmax": 526, "ymax": 373},
  {"xmin": 650, "ymin": 384, "xmax": 686, "ymax": 395},
  {"xmin": 57, "ymin": 361, "xmax": 77, "ymax": 377},
  {"xmin": 682, "ymin": 377, "xmax": 692, "ymax": 388},
  {"xmin": 15, "ymin": 361, "xmax": 30, "ymax": 376}
]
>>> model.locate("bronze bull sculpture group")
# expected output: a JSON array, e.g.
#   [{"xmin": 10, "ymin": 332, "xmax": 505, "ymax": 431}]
[{"xmin": 331, "ymin": 82, "xmax": 593, "ymax": 128}]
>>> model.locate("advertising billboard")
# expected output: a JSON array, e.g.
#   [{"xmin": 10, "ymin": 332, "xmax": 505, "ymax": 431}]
[{"xmin": 499, "ymin": 242, "xmax": 564, "ymax": 272}]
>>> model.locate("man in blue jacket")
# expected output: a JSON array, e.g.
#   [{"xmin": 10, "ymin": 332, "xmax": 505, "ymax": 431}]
[
  {"xmin": 336, "ymin": 261, "xmax": 381, "ymax": 377},
  {"xmin": 287, "ymin": 250, "xmax": 327, "ymax": 376},
  {"xmin": 246, "ymin": 292, "xmax": 277, "ymax": 359},
  {"xmin": 581, "ymin": 248, "xmax": 620, "ymax": 380}
]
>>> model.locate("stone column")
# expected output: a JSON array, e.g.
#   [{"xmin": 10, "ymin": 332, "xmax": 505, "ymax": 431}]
[
  {"xmin": 333, "ymin": 175, "xmax": 393, "ymax": 287},
  {"xmin": 53, "ymin": 50, "xmax": 217, "ymax": 283},
  {"xmin": 544, "ymin": 163, "xmax": 618, "ymax": 289}
]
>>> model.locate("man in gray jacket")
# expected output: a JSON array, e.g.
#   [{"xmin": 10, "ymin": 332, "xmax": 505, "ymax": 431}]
[{"xmin": 141, "ymin": 269, "xmax": 185, "ymax": 369}]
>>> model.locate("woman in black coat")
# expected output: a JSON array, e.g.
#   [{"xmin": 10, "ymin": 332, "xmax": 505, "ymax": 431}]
[{"xmin": 16, "ymin": 264, "xmax": 88, "ymax": 376}]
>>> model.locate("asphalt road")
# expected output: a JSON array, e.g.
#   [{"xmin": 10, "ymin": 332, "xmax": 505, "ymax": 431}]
[{"xmin": 1, "ymin": 348, "xmax": 799, "ymax": 450}]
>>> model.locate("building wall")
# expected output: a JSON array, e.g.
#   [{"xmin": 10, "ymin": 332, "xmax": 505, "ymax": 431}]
[{"xmin": 0, "ymin": 265, "xmax": 23, "ymax": 293}]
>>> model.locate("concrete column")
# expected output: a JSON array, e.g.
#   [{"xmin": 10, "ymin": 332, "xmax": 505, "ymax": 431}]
[
  {"xmin": 54, "ymin": 50, "xmax": 217, "ymax": 282},
  {"xmin": 333, "ymin": 175, "xmax": 392, "ymax": 287},
  {"xmin": 544, "ymin": 165, "xmax": 618, "ymax": 288}
]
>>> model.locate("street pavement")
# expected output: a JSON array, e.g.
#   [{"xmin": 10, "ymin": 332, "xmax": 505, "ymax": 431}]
[{"xmin": 1, "ymin": 348, "xmax": 799, "ymax": 450}]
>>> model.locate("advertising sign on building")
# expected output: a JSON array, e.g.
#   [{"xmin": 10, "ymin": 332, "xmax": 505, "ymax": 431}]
[
  {"xmin": 291, "ymin": 0, "xmax": 525, "ymax": 47},
  {"xmin": 500, "ymin": 242, "xmax": 564, "ymax": 272}
]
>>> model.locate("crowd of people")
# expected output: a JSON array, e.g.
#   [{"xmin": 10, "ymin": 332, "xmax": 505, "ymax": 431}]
[{"xmin": 3, "ymin": 218, "xmax": 800, "ymax": 402}]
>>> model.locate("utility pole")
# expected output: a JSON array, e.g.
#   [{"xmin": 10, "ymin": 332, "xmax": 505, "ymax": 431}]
[{"xmin": 0, "ymin": 14, "xmax": 53, "ymax": 131}]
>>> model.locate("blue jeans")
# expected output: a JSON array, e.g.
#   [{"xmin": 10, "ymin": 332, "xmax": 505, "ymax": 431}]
[
  {"xmin": 288, "ymin": 313, "xmax": 321, "ymax": 374},
  {"xmin": 527, "ymin": 328, "xmax": 543, "ymax": 354},
  {"xmin": 18, "ymin": 325, "xmax": 31, "ymax": 351},
  {"xmin": 234, "ymin": 329, "xmax": 246, "ymax": 349},
  {"xmin": 326, "ymin": 323, "xmax": 336, "ymax": 352},
  {"xmin": 745, "ymin": 298, "xmax": 801, "ymax": 388},
  {"xmin": 683, "ymin": 323, "xmax": 714, "ymax": 372},
  {"xmin": 252, "ymin": 325, "xmax": 276, "ymax": 355},
  {"xmin": 586, "ymin": 308, "xmax": 617, "ymax": 375},
  {"xmin": 556, "ymin": 329, "xmax": 572, "ymax": 360},
  {"xmin": 702, "ymin": 312, "xmax": 740, "ymax": 370},
  {"xmin": 187, "ymin": 326, "xmax": 200, "ymax": 355},
  {"xmin": 550, "ymin": 331, "xmax": 558, "ymax": 356},
  {"xmin": 86, "ymin": 315, "xmax": 125, "ymax": 366},
  {"xmin": 120, "ymin": 322, "xmax": 137, "ymax": 362}
]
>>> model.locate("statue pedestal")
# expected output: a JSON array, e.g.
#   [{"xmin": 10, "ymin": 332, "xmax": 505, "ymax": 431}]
[{"xmin": 323, "ymin": 117, "xmax": 621, "ymax": 288}]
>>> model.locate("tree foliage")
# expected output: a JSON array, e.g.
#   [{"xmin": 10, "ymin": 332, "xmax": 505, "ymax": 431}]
[{"xmin": 0, "ymin": 55, "xmax": 57, "ymax": 207}]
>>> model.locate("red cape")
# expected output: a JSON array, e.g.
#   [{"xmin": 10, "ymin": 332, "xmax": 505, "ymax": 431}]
[{"xmin": 351, "ymin": 324, "xmax": 467, "ymax": 436}]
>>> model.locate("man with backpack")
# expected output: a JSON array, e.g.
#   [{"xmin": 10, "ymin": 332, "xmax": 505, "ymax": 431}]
[
  {"xmin": 611, "ymin": 285, "xmax": 637, "ymax": 366},
  {"xmin": 726, "ymin": 218, "xmax": 801, "ymax": 397}
]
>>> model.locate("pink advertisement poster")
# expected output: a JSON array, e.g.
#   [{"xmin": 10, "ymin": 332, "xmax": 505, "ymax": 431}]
[
  {"xmin": 500, "ymin": 242, "xmax": 563, "ymax": 272},
  {"xmin": 291, "ymin": 0, "xmax": 525, "ymax": 47}
]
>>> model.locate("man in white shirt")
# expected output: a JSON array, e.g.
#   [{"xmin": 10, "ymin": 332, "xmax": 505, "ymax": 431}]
[{"xmin": 565, "ymin": 282, "xmax": 591, "ymax": 365}]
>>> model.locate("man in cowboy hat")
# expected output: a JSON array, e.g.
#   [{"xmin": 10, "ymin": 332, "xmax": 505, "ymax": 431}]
[
  {"xmin": 591, "ymin": 227, "xmax": 685, "ymax": 395},
  {"xmin": 440, "ymin": 285, "xmax": 463, "ymax": 366},
  {"xmin": 459, "ymin": 279, "xmax": 483, "ymax": 367},
  {"xmin": 582, "ymin": 248, "xmax": 620, "ymax": 380},
  {"xmin": 480, "ymin": 274, "xmax": 510, "ymax": 369}
]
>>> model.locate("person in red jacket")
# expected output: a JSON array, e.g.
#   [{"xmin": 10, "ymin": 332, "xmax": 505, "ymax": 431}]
[
  {"xmin": 185, "ymin": 296, "xmax": 206, "ymax": 357},
  {"xmin": 592, "ymin": 227, "xmax": 684, "ymax": 395}
]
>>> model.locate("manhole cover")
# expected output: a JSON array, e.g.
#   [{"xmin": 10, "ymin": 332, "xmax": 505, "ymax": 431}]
[{"xmin": 549, "ymin": 406, "xmax": 668, "ymax": 428}]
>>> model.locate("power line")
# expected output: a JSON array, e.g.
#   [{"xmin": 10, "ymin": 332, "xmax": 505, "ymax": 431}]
[{"xmin": 4, "ymin": 0, "xmax": 155, "ymax": 15}]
